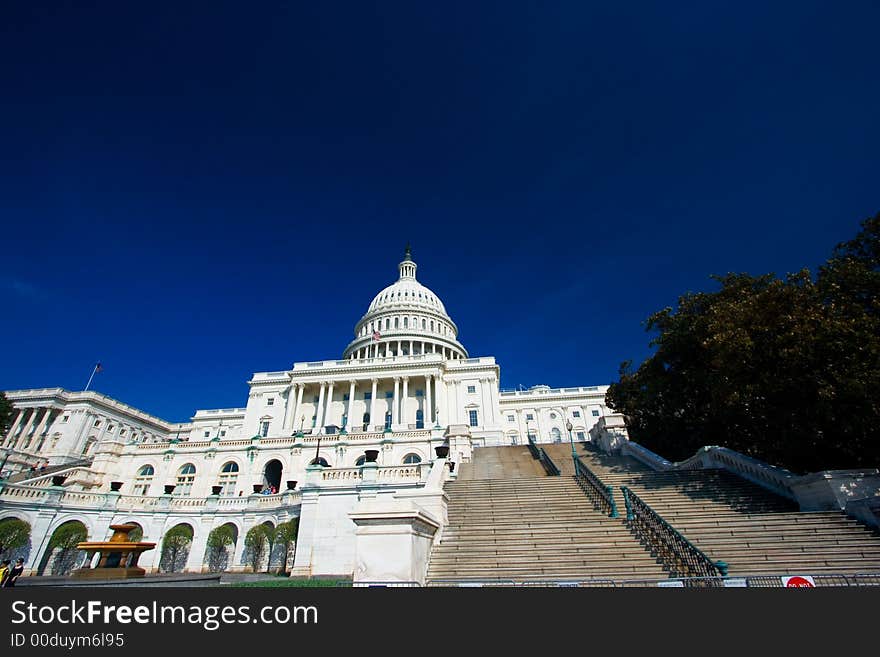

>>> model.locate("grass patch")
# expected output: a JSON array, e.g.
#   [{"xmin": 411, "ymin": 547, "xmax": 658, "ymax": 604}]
[{"xmin": 227, "ymin": 578, "xmax": 353, "ymax": 588}]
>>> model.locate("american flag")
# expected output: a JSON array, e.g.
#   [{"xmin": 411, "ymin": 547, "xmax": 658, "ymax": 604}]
[{"xmin": 372, "ymin": 330, "xmax": 381, "ymax": 342}]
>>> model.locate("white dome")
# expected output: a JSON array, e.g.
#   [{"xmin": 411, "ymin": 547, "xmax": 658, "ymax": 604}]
[
  {"xmin": 342, "ymin": 247, "xmax": 468, "ymax": 360},
  {"xmin": 367, "ymin": 279, "xmax": 448, "ymax": 315}
]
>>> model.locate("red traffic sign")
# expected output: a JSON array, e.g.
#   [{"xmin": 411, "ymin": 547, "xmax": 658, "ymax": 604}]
[{"xmin": 782, "ymin": 575, "xmax": 816, "ymax": 588}]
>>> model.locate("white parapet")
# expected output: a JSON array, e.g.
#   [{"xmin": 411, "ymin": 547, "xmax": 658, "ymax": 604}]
[{"xmin": 349, "ymin": 499, "xmax": 441, "ymax": 587}]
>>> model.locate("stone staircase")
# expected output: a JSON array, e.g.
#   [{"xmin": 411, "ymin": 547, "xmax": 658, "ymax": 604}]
[
  {"xmin": 541, "ymin": 443, "xmax": 880, "ymax": 577},
  {"xmin": 426, "ymin": 445, "xmax": 667, "ymax": 583}
]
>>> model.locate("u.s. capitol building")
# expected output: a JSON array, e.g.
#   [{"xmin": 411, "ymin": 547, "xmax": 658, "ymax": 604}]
[{"xmin": 1, "ymin": 248, "xmax": 615, "ymax": 581}]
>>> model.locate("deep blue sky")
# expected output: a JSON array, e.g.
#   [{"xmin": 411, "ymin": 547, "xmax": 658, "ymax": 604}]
[{"xmin": 2, "ymin": 1, "xmax": 878, "ymax": 422}]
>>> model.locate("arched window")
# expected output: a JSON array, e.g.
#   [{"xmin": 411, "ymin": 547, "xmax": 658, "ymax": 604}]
[
  {"xmin": 133, "ymin": 464, "xmax": 154, "ymax": 496},
  {"xmin": 219, "ymin": 461, "xmax": 239, "ymax": 497},
  {"xmin": 394, "ymin": 317, "xmax": 399, "ymax": 329},
  {"xmin": 362, "ymin": 412, "xmax": 370, "ymax": 432},
  {"xmin": 403, "ymin": 317, "xmax": 408, "ymax": 328},
  {"xmin": 402, "ymin": 453, "xmax": 421, "ymax": 464},
  {"xmin": 551, "ymin": 427, "xmax": 562, "ymax": 443},
  {"xmin": 384, "ymin": 412, "xmax": 392, "ymax": 431},
  {"xmin": 175, "ymin": 463, "xmax": 196, "ymax": 497}
]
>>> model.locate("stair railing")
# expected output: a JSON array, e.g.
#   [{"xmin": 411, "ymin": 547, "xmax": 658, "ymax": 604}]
[
  {"xmin": 573, "ymin": 457, "xmax": 619, "ymax": 517},
  {"xmin": 527, "ymin": 436, "xmax": 561, "ymax": 476},
  {"xmin": 621, "ymin": 486, "xmax": 729, "ymax": 580}
]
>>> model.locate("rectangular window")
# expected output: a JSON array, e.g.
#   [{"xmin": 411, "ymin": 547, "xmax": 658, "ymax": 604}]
[
  {"xmin": 364, "ymin": 392, "xmax": 372, "ymax": 400},
  {"xmin": 577, "ymin": 432, "xmax": 586, "ymax": 441},
  {"xmin": 526, "ymin": 413, "xmax": 534, "ymax": 421},
  {"xmin": 468, "ymin": 410, "xmax": 478, "ymax": 427},
  {"xmin": 467, "ymin": 385, "xmax": 476, "ymax": 394},
  {"xmin": 220, "ymin": 430, "xmax": 226, "ymax": 437},
  {"xmin": 260, "ymin": 421, "xmax": 270, "ymax": 437},
  {"xmin": 94, "ymin": 420, "xmax": 101, "ymax": 427},
  {"xmin": 592, "ymin": 410, "xmax": 600, "ymax": 417},
  {"xmin": 573, "ymin": 411, "xmax": 581, "ymax": 418},
  {"xmin": 267, "ymin": 398, "xmax": 274, "ymax": 406},
  {"xmin": 62, "ymin": 415, "xmax": 69, "ymax": 423},
  {"xmin": 507, "ymin": 415, "xmax": 515, "ymax": 422},
  {"xmin": 204, "ymin": 431, "xmax": 210, "ymax": 438}
]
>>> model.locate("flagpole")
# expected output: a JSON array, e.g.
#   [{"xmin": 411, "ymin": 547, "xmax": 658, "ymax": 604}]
[{"xmin": 83, "ymin": 363, "xmax": 99, "ymax": 392}]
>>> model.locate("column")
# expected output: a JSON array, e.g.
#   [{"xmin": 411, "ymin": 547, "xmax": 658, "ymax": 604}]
[
  {"xmin": 446, "ymin": 381, "xmax": 458, "ymax": 424},
  {"xmin": 5, "ymin": 408, "xmax": 23, "ymax": 444},
  {"xmin": 535, "ymin": 408, "xmax": 545, "ymax": 444},
  {"xmin": 480, "ymin": 379, "xmax": 492, "ymax": 425},
  {"xmin": 73, "ymin": 412, "xmax": 94, "ymax": 454},
  {"xmin": 425, "ymin": 374, "xmax": 433, "ymax": 426},
  {"xmin": 345, "ymin": 380, "xmax": 356, "ymax": 431},
  {"xmin": 314, "ymin": 383, "xmax": 326, "ymax": 433},
  {"xmin": 392, "ymin": 378, "xmax": 400, "ymax": 425},
  {"xmin": 31, "ymin": 410, "xmax": 53, "ymax": 450},
  {"xmin": 322, "ymin": 382, "xmax": 335, "ymax": 428},
  {"xmin": 517, "ymin": 409, "xmax": 526, "ymax": 443},
  {"xmin": 370, "ymin": 379, "xmax": 378, "ymax": 430},
  {"xmin": 401, "ymin": 377, "xmax": 409, "ymax": 427},
  {"xmin": 408, "ymin": 340, "xmax": 413, "ymax": 356},
  {"xmin": 293, "ymin": 384, "xmax": 305, "ymax": 432},
  {"xmin": 281, "ymin": 383, "xmax": 294, "ymax": 430},
  {"xmin": 16, "ymin": 409, "xmax": 38, "ymax": 450}
]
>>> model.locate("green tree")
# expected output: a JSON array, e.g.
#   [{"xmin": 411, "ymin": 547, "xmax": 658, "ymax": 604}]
[
  {"xmin": 0, "ymin": 518, "xmax": 31, "ymax": 558},
  {"xmin": 274, "ymin": 519, "xmax": 299, "ymax": 575},
  {"xmin": 260, "ymin": 523, "xmax": 277, "ymax": 572},
  {"xmin": 205, "ymin": 525, "xmax": 236, "ymax": 572},
  {"xmin": 0, "ymin": 392, "xmax": 14, "ymax": 437},
  {"xmin": 244, "ymin": 525, "xmax": 266, "ymax": 573},
  {"xmin": 160, "ymin": 524, "xmax": 193, "ymax": 573},
  {"xmin": 606, "ymin": 213, "xmax": 880, "ymax": 473},
  {"xmin": 47, "ymin": 521, "xmax": 87, "ymax": 576}
]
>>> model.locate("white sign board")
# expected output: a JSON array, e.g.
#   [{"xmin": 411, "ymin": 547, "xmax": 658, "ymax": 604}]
[{"xmin": 657, "ymin": 580, "xmax": 685, "ymax": 587}]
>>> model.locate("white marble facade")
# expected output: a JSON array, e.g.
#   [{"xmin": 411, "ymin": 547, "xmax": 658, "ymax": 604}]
[{"xmin": 0, "ymin": 248, "xmax": 611, "ymax": 577}]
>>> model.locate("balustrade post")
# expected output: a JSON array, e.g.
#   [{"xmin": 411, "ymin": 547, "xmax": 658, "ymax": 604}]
[
  {"xmin": 607, "ymin": 486, "xmax": 619, "ymax": 518},
  {"xmin": 622, "ymin": 486, "xmax": 634, "ymax": 521}
]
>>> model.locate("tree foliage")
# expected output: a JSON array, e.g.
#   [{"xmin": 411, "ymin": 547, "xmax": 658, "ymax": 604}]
[
  {"xmin": 244, "ymin": 525, "xmax": 266, "ymax": 573},
  {"xmin": 606, "ymin": 213, "xmax": 880, "ymax": 473},
  {"xmin": 160, "ymin": 524, "xmax": 193, "ymax": 573},
  {"xmin": 0, "ymin": 392, "xmax": 14, "ymax": 436},
  {"xmin": 0, "ymin": 518, "xmax": 31, "ymax": 557},
  {"xmin": 47, "ymin": 521, "xmax": 88, "ymax": 576},
  {"xmin": 274, "ymin": 519, "xmax": 299, "ymax": 574},
  {"xmin": 205, "ymin": 524, "xmax": 236, "ymax": 572}
]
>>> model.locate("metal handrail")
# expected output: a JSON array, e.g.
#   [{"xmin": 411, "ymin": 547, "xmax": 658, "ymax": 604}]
[
  {"xmin": 538, "ymin": 448, "xmax": 560, "ymax": 476},
  {"xmin": 621, "ymin": 486, "xmax": 729, "ymax": 581},
  {"xmin": 573, "ymin": 457, "xmax": 618, "ymax": 517},
  {"xmin": 527, "ymin": 436, "xmax": 560, "ymax": 476}
]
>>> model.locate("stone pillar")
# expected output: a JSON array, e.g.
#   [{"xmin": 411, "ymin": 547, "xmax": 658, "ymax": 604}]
[
  {"xmin": 535, "ymin": 408, "xmax": 545, "ymax": 444},
  {"xmin": 314, "ymin": 382, "xmax": 326, "ymax": 433},
  {"xmin": 425, "ymin": 374, "xmax": 433, "ymax": 426},
  {"xmin": 293, "ymin": 384, "xmax": 305, "ymax": 432},
  {"xmin": 323, "ymin": 382, "xmax": 335, "ymax": 428},
  {"xmin": 345, "ymin": 380, "xmax": 356, "ymax": 431},
  {"xmin": 401, "ymin": 377, "xmax": 409, "ymax": 427},
  {"xmin": 5, "ymin": 408, "xmax": 23, "ymax": 444},
  {"xmin": 29, "ymin": 409, "xmax": 52, "ymax": 451},
  {"xmin": 392, "ymin": 378, "xmax": 400, "ymax": 426},
  {"xmin": 281, "ymin": 383, "xmax": 294, "ymax": 430},
  {"xmin": 370, "ymin": 379, "xmax": 378, "ymax": 431},
  {"xmin": 16, "ymin": 409, "xmax": 37, "ymax": 450}
]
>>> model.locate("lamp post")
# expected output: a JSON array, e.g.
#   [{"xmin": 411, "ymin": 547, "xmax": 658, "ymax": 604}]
[{"xmin": 566, "ymin": 418, "xmax": 577, "ymax": 471}]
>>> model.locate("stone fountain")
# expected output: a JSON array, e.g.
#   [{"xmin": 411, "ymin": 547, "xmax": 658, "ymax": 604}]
[{"xmin": 71, "ymin": 523, "xmax": 156, "ymax": 579}]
